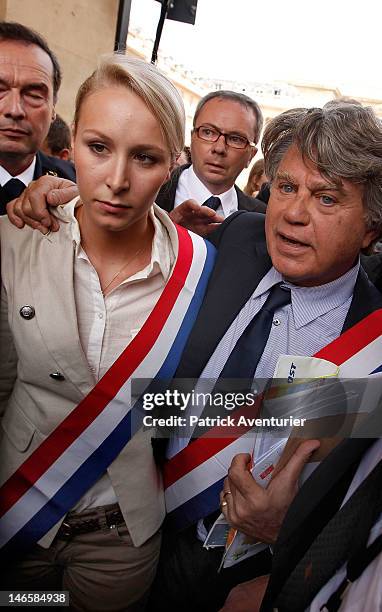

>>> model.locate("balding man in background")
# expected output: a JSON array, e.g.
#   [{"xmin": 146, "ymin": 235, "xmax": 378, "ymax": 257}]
[{"xmin": 156, "ymin": 90, "xmax": 266, "ymax": 218}]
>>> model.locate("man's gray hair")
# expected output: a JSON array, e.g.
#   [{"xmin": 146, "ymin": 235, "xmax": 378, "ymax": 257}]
[
  {"xmin": 193, "ymin": 90, "xmax": 263, "ymax": 144},
  {"xmin": 262, "ymin": 104, "xmax": 382, "ymax": 236}
]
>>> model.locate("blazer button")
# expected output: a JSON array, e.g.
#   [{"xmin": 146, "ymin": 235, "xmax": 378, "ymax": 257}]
[
  {"xmin": 19, "ymin": 305, "xmax": 35, "ymax": 320},
  {"xmin": 49, "ymin": 372, "xmax": 65, "ymax": 381}
]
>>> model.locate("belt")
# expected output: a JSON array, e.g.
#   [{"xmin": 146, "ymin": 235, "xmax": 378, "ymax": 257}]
[{"xmin": 56, "ymin": 505, "xmax": 125, "ymax": 540}]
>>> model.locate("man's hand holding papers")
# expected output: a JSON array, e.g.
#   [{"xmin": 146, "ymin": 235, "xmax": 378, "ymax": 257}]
[{"xmin": 220, "ymin": 439, "xmax": 320, "ymax": 543}]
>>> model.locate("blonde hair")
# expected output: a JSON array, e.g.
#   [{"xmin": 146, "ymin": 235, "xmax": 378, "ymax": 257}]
[{"xmin": 74, "ymin": 54, "xmax": 185, "ymax": 160}]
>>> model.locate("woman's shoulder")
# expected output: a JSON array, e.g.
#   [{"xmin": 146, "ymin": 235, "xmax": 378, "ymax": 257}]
[
  {"xmin": 0, "ymin": 195, "xmax": 80, "ymax": 243},
  {"xmin": 0, "ymin": 216, "xmax": 37, "ymax": 278},
  {"xmin": 0, "ymin": 214, "xmax": 35, "ymax": 243},
  {"xmin": 0, "ymin": 214, "xmax": 71, "ymax": 259}
]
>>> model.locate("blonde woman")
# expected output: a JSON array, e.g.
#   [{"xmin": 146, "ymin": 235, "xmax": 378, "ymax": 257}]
[{"xmin": 0, "ymin": 56, "xmax": 215, "ymax": 611}]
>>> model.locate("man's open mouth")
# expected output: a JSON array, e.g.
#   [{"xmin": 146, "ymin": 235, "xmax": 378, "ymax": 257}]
[
  {"xmin": 206, "ymin": 162, "xmax": 225, "ymax": 169},
  {"xmin": 279, "ymin": 233, "xmax": 309, "ymax": 247}
]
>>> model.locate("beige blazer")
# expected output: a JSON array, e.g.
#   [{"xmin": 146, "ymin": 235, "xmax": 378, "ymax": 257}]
[{"xmin": 0, "ymin": 207, "xmax": 179, "ymax": 547}]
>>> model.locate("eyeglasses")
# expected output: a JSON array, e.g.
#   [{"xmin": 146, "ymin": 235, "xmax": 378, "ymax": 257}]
[{"xmin": 193, "ymin": 125, "xmax": 255, "ymax": 149}]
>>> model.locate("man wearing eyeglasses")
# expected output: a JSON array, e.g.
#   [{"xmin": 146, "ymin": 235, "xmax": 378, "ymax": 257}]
[{"xmin": 155, "ymin": 90, "xmax": 267, "ymax": 219}]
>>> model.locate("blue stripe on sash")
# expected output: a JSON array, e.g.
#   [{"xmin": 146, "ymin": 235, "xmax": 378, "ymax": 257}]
[
  {"xmin": 165, "ymin": 475, "xmax": 225, "ymax": 532},
  {"xmin": 156, "ymin": 239, "xmax": 216, "ymax": 379},
  {"xmin": 2, "ymin": 412, "xmax": 132, "ymax": 555}
]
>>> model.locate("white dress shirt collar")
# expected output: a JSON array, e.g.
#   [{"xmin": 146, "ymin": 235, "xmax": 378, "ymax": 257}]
[
  {"xmin": 0, "ymin": 157, "xmax": 36, "ymax": 187},
  {"xmin": 253, "ymin": 261, "xmax": 360, "ymax": 329},
  {"xmin": 174, "ymin": 164, "xmax": 238, "ymax": 218}
]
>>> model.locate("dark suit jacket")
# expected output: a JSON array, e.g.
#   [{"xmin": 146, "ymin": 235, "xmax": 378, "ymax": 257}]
[
  {"xmin": 261, "ymin": 434, "xmax": 382, "ymax": 610},
  {"xmin": 155, "ymin": 164, "xmax": 267, "ymax": 214},
  {"xmin": 362, "ymin": 252, "xmax": 382, "ymax": 294},
  {"xmin": 0, "ymin": 150, "xmax": 76, "ymax": 215}
]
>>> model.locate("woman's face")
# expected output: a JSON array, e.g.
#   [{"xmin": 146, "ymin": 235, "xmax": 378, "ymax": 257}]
[{"xmin": 73, "ymin": 85, "xmax": 172, "ymax": 233}]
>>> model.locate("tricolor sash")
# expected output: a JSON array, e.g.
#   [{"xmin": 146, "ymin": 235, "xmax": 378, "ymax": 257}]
[
  {"xmin": 0, "ymin": 225, "xmax": 216, "ymax": 553},
  {"xmin": 164, "ymin": 309, "xmax": 382, "ymax": 531}
]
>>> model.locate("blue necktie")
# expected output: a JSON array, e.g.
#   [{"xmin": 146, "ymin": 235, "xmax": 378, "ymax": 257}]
[
  {"xmin": 3, "ymin": 178, "xmax": 25, "ymax": 200},
  {"xmin": 1, "ymin": 178, "xmax": 25, "ymax": 215},
  {"xmin": 202, "ymin": 284, "xmax": 292, "ymax": 531},
  {"xmin": 219, "ymin": 283, "xmax": 291, "ymax": 382},
  {"xmin": 202, "ymin": 196, "xmax": 221, "ymax": 211}
]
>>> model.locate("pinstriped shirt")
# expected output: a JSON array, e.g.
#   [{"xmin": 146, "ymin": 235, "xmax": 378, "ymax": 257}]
[{"xmin": 202, "ymin": 261, "xmax": 360, "ymax": 381}]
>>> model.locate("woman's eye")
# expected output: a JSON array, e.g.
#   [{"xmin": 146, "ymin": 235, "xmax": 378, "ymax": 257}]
[
  {"xmin": 320, "ymin": 194, "xmax": 335, "ymax": 206},
  {"xmin": 89, "ymin": 143, "xmax": 107, "ymax": 154},
  {"xmin": 136, "ymin": 153, "xmax": 155, "ymax": 164}
]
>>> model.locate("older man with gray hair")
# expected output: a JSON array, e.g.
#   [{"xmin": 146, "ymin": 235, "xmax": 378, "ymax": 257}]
[
  {"xmin": 149, "ymin": 102, "xmax": 382, "ymax": 610},
  {"xmin": 212, "ymin": 103, "xmax": 382, "ymax": 612}
]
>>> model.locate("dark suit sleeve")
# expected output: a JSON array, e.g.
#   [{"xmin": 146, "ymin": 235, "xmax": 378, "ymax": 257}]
[
  {"xmin": 207, "ymin": 210, "xmax": 268, "ymax": 252},
  {"xmin": 206, "ymin": 211, "xmax": 246, "ymax": 248},
  {"xmin": 51, "ymin": 158, "xmax": 76, "ymax": 182},
  {"xmin": 361, "ymin": 252, "xmax": 382, "ymax": 293}
]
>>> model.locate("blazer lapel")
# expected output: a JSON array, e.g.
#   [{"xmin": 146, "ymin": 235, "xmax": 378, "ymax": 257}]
[
  {"xmin": 236, "ymin": 185, "xmax": 247, "ymax": 211},
  {"xmin": 33, "ymin": 151, "xmax": 43, "ymax": 179},
  {"xmin": 342, "ymin": 267, "xmax": 382, "ymax": 331},
  {"xmin": 29, "ymin": 224, "xmax": 94, "ymax": 395},
  {"xmin": 235, "ymin": 185, "xmax": 267, "ymax": 213}
]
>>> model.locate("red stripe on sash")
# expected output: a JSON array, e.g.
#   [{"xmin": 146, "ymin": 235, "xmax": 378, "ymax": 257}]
[
  {"xmin": 163, "ymin": 398, "xmax": 262, "ymax": 487},
  {"xmin": 164, "ymin": 438, "xmax": 235, "ymax": 489},
  {"xmin": 0, "ymin": 225, "xmax": 193, "ymax": 517},
  {"xmin": 315, "ymin": 309, "xmax": 382, "ymax": 365}
]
